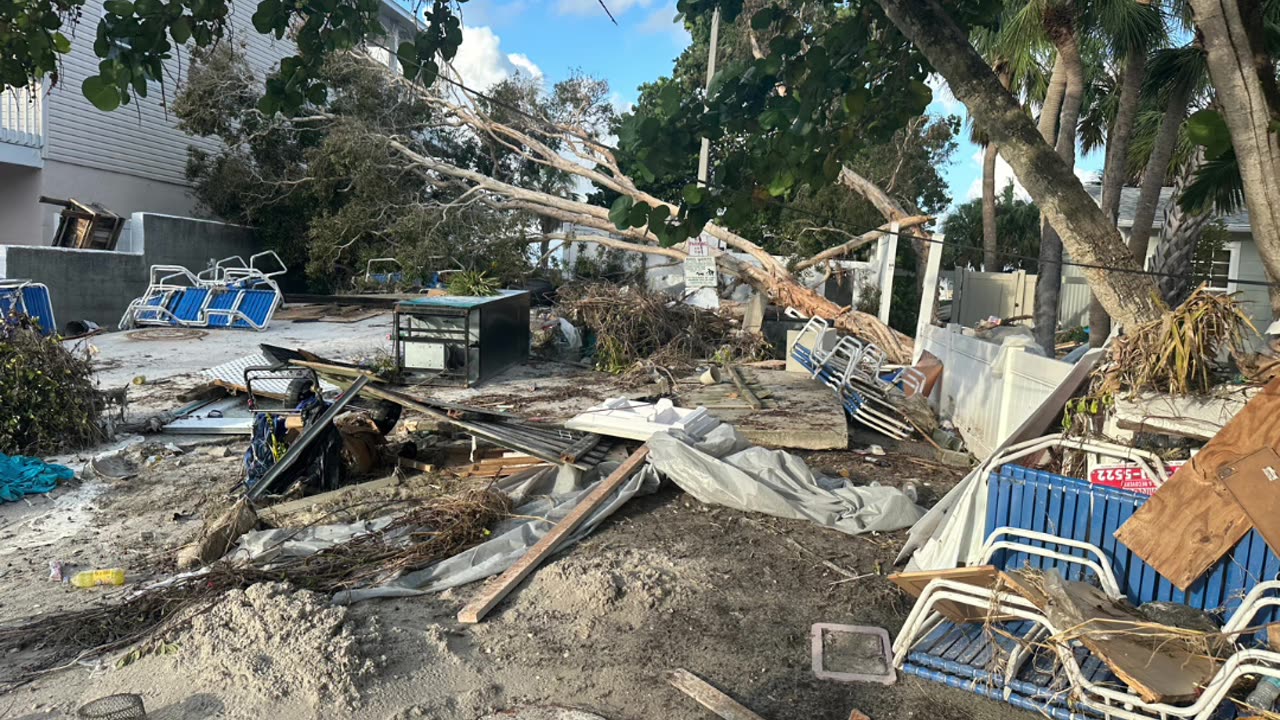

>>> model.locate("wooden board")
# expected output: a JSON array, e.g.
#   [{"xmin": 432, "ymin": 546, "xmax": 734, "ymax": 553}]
[
  {"xmin": 889, "ymin": 566, "xmax": 1014, "ymax": 623},
  {"xmin": 1221, "ymin": 447, "xmax": 1280, "ymax": 554},
  {"xmin": 456, "ymin": 445, "xmax": 649, "ymax": 624},
  {"xmin": 1115, "ymin": 376, "xmax": 1280, "ymax": 589},
  {"xmin": 666, "ymin": 669, "xmax": 768, "ymax": 720},
  {"xmin": 1031, "ymin": 571, "xmax": 1218, "ymax": 704}
]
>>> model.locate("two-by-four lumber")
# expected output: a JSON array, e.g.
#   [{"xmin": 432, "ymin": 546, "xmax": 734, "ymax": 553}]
[
  {"xmin": 723, "ymin": 363, "xmax": 764, "ymax": 410},
  {"xmin": 457, "ymin": 445, "xmax": 650, "ymax": 624},
  {"xmin": 666, "ymin": 669, "xmax": 769, "ymax": 720}
]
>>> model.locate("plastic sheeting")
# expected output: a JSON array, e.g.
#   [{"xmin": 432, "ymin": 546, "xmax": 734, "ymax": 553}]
[
  {"xmin": 332, "ymin": 460, "xmax": 655, "ymax": 603},
  {"xmin": 647, "ymin": 426, "xmax": 924, "ymax": 535},
  {"xmin": 0, "ymin": 452, "xmax": 74, "ymax": 502},
  {"xmin": 233, "ymin": 422, "xmax": 919, "ymax": 604},
  {"xmin": 231, "ymin": 517, "xmax": 395, "ymax": 565}
]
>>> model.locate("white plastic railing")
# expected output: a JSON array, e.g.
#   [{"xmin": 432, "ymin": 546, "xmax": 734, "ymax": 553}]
[{"xmin": 0, "ymin": 85, "xmax": 44, "ymax": 149}]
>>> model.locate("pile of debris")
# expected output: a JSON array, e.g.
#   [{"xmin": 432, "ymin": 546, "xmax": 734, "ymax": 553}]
[{"xmin": 558, "ymin": 282, "xmax": 769, "ymax": 374}]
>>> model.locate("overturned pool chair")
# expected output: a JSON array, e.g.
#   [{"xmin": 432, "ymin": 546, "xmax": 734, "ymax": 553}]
[
  {"xmin": 894, "ymin": 436, "xmax": 1280, "ymax": 720},
  {"xmin": 787, "ymin": 314, "xmax": 913, "ymax": 439},
  {"xmin": 0, "ymin": 280, "xmax": 57, "ymax": 335},
  {"xmin": 119, "ymin": 252, "xmax": 287, "ymax": 331}
]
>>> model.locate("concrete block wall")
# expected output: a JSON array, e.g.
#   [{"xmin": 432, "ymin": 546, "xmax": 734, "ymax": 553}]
[{"xmin": 0, "ymin": 213, "xmax": 262, "ymax": 330}]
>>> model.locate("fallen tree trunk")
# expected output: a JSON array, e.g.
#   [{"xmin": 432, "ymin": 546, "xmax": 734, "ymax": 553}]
[{"xmin": 382, "ymin": 80, "xmax": 916, "ymax": 362}]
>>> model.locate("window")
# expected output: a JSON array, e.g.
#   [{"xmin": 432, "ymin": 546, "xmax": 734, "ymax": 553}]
[{"xmin": 1192, "ymin": 242, "xmax": 1238, "ymax": 293}]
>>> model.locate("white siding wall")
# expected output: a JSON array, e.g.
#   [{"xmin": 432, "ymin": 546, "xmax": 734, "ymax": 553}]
[
  {"xmin": 45, "ymin": 3, "xmax": 296, "ymax": 186},
  {"xmin": 45, "ymin": 5, "xmax": 415, "ymax": 186},
  {"xmin": 920, "ymin": 323, "xmax": 1075, "ymax": 458}
]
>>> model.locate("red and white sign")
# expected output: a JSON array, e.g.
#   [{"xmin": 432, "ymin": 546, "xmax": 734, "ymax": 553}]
[{"xmin": 1088, "ymin": 461, "xmax": 1186, "ymax": 496}]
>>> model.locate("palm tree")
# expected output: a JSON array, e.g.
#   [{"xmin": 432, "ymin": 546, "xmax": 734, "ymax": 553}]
[
  {"xmin": 970, "ymin": 21, "xmax": 1048, "ymax": 271},
  {"xmin": 1083, "ymin": 0, "xmax": 1163, "ymax": 344},
  {"xmin": 1125, "ymin": 43, "xmax": 1208, "ymax": 261}
]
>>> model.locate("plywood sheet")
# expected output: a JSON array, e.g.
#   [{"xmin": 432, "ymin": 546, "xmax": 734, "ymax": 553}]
[
  {"xmin": 1115, "ymin": 376, "xmax": 1280, "ymax": 589},
  {"xmin": 1030, "ymin": 572, "xmax": 1218, "ymax": 704},
  {"xmin": 889, "ymin": 565, "xmax": 1016, "ymax": 623},
  {"xmin": 1221, "ymin": 447, "xmax": 1280, "ymax": 554}
]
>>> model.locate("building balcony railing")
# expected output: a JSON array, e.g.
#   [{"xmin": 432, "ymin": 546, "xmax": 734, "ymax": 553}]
[{"xmin": 0, "ymin": 85, "xmax": 45, "ymax": 165}]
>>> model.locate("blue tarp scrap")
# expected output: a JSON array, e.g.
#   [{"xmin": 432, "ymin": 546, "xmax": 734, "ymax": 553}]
[{"xmin": 0, "ymin": 452, "xmax": 74, "ymax": 502}]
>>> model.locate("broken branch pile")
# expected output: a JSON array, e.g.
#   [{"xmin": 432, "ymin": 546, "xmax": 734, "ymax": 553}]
[
  {"xmin": 0, "ymin": 488, "xmax": 510, "ymax": 684},
  {"xmin": 0, "ymin": 316, "xmax": 101, "ymax": 455},
  {"xmin": 558, "ymin": 283, "xmax": 769, "ymax": 374},
  {"xmin": 1094, "ymin": 286, "xmax": 1256, "ymax": 397}
]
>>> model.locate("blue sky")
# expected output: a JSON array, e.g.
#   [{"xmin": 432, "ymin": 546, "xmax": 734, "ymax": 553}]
[{"xmin": 442, "ymin": 0, "xmax": 1105, "ymax": 218}]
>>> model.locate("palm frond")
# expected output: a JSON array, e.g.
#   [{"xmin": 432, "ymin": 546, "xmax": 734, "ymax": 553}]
[
  {"xmin": 1180, "ymin": 149, "xmax": 1246, "ymax": 217},
  {"xmin": 1092, "ymin": 0, "xmax": 1165, "ymax": 54},
  {"xmin": 1143, "ymin": 44, "xmax": 1208, "ymax": 105}
]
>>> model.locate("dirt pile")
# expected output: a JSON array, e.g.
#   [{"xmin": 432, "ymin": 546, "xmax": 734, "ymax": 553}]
[
  {"xmin": 179, "ymin": 582, "xmax": 380, "ymax": 711},
  {"xmin": 498, "ymin": 547, "xmax": 709, "ymax": 638}
]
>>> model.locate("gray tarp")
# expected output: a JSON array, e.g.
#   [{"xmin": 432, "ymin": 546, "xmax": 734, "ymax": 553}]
[
  {"xmin": 647, "ymin": 426, "xmax": 925, "ymax": 535},
  {"xmin": 234, "ymin": 422, "xmax": 919, "ymax": 605},
  {"xmin": 333, "ymin": 459, "xmax": 653, "ymax": 603}
]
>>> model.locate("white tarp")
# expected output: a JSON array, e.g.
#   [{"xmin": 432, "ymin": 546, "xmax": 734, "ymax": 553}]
[{"xmin": 647, "ymin": 426, "xmax": 924, "ymax": 535}]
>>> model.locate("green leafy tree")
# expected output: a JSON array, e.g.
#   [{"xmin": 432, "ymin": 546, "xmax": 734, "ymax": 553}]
[
  {"xmin": 174, "ymin": 45, "xmax": 605, "ymax": 290},
  {"xmin": 942, "ymin": 183, "xmax": 1042, "ymax": 271},
  {"xmin": 2, "ymin": 0, "xmax": 464, "ymax": 113}
]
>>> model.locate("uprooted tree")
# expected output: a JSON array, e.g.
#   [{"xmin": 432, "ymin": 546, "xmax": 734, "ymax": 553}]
[{"xmin": 177, "ymin": 47, "xmax": 921, "ymax": 361}]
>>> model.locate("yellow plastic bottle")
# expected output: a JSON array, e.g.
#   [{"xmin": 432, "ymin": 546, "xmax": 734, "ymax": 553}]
[{"xmin": 70, "ymin": 569, "xmax": 126, "ymax": 588}]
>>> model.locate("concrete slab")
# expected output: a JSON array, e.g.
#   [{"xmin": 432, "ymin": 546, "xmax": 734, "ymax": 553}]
[
  {"xmin": 678, "ymin": 368, "xmax": 848, "ymax": 450},
  {"xmin": 74, "ymin": 314, "xmax": 393, "ymax": 387}
]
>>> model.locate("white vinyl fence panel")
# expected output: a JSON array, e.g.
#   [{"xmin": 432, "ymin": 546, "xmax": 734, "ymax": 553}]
[
  {"xmin": 919, "ymin": 323, "xmax": 1075, "ymax": 458},
  {"xmin": 949, "ymin": 269, "xmax": 1091, "ymax": 330}
]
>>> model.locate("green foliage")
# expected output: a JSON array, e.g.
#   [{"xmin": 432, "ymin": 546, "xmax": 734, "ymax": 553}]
[
  {"xmin": 570, "ymin": 245, "xmax": 646, "ymax": 285},
  {"xmin": 1185, "ymin": 109, "xmax": 1233, "ymax": 160},
  {"xmin": 0, "ymin": 316, "xmax": 100, "ymax": 455},
  {"xmin": 176, "ymin": 46, "xmax": 611, "ymax": 290},
  {"xmin": 602, "ymin": 0, "xmax": 941, "ymax": 245},
  {"xmin": 447, "ymin": 270, "xmax": 499, "ymax": 296},
  {"xmin": 941, "ymin": 183, "xmax": 1042, "ymax": 271},
  {"xmin": 3, "ymin": 0, "xmax": 465, "ymax": 115},
  {"xmin": 608, "ymin": 6, "xmax": 956, "ymax": 258}
]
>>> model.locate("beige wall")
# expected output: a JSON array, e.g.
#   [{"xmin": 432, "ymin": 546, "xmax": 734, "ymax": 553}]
[
  {"xmin": 0, "ymin": 159, "xmax": 198, "ymax": 246},
  {"xmin": 0, "ymin": 163, "xmax": 43, "ymax": 245}
]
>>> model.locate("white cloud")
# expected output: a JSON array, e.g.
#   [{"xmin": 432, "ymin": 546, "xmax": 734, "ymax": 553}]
[
  {"xmin": 926, "ymin": 74, "xmax": 963, "ymax": 115},
  {"xmin": 965, "ymin": 148, "xmax": 1029, "ymax": 202},
  {"xmin": 637, "ymin": 2, "xmax": 689, "ymax": 44},
  {"xmin": 556, "ymin": 0, "xmax": 653, "ymax": 16},
  {"xmin": 450, "ymin": 26, "xmax": 543, "ymax": 90},
  {"xmin": 507, "ymin": 53, "xmax": 544, "ymax": 83}
]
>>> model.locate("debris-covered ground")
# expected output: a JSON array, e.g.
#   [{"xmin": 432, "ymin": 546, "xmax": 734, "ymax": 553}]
[{"xmin": 0, "ymin": 316, "xmax": 1025, "ymax": 720}]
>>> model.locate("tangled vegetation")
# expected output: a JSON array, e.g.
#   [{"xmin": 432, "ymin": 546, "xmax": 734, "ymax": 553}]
[
  {"xmin": 559, "ymin": 283, "xmax": 769, "ymax": 374},
  {"xmin": 0, "ymin": 487, "xmax": 510, "ymax": 683},
  {"xmin": 0, "ymin": 317, "xmax": 100, "ymax": 455},
  {"xmin": 1094, "ymin": 285, "xmax": 1257, "ymax": 398}
]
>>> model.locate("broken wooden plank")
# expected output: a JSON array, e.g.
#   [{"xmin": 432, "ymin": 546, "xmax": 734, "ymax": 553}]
[
  {"xmin": 397, "ymin": 457, "xmax": 435, "ymax": 474},
  {"xmin": 666, "ymin": 669, "xmax": 768, "ymax": 720},
  {"xmin": 457, "ymin": 445, "xmax": 649, "ymax": 624},
  {"xmin": 889, "ymin": 566, "xmax": 1018, "ymax": 623},
  {"xmin": 723, "ymin": 364, "xmax": 764, "ymax": 410},
  {"xmin": 1031, "ymin": 571, "xmax": 1218, "ymax": 704},
  {"xmin": 1115, "ymin": 376, "xmax": 1280, "ymax": 589},
  {"xmin": 259, "ymin": 475, "xmax": 403, "ymax": 523}
]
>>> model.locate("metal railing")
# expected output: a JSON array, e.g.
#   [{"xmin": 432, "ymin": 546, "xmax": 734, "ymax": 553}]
[{"xmin": 0, "ymin": 84, "xmax": 44, "ymax": 150}]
